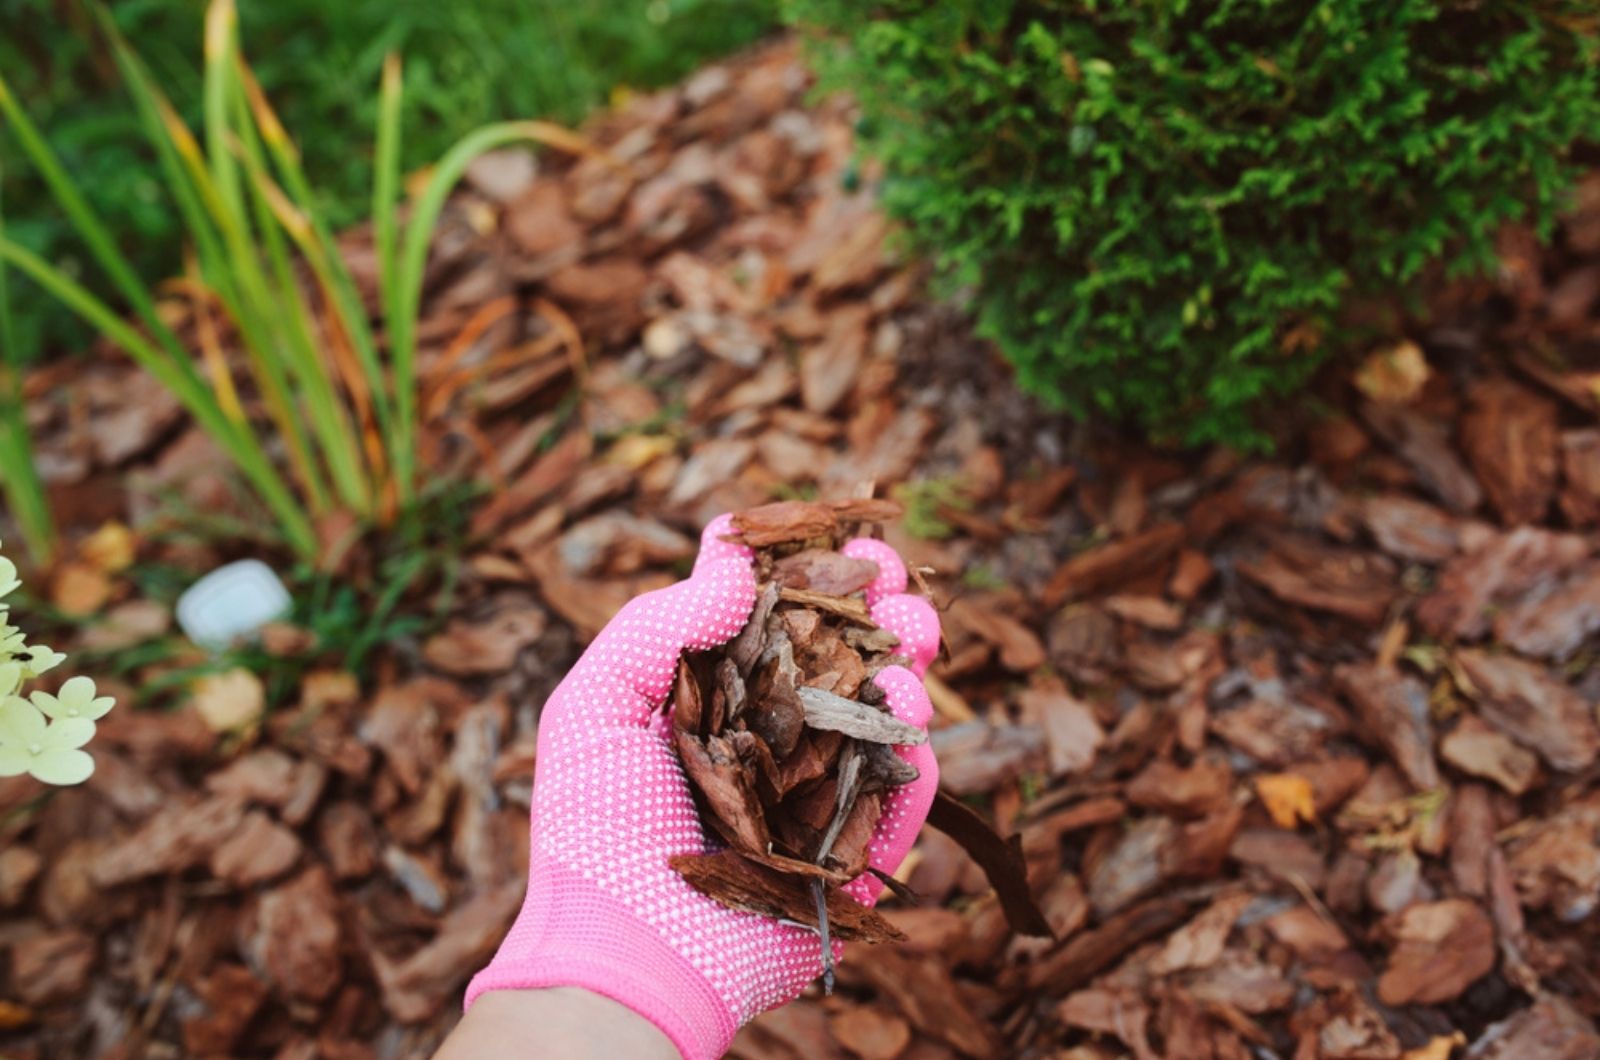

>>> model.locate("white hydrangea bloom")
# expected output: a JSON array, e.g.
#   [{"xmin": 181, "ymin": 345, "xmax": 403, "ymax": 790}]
[
  {"xmin": 0, "ymin": 696, "xmax": 95, "ymax": 785},
  {"xmin": 22, "ymin": 644, "xmax": 66, "ymax": 677},
  {"xmin": 32, "ymin": 675, "xmax": 115, "ymax": 722},
  {"xmin": 0, "ymin": 539, "xmax": 114, "ymax": 785}
]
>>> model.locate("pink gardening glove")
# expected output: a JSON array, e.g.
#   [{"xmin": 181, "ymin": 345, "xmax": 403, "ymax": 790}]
[{"xmin": 466, "ymin": 516, "xmax": 941, "ymax": 1059}]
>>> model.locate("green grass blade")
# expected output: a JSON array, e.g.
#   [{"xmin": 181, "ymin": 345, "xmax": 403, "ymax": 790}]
[
  {"xmin": 229, "ymin": 66, "xmax": 371, "ymax": 515},
  {"xmin": 373, "ymin": 53, "xmax": 403, "ymax": 330},
  {"xmin": 0, "ymin": 161, "xmax": 53, "ymax": 564},
  {"xmin": 203, "ymin": 0, "xmax": 247, "ymax": 224},
  {"xmin": 243, "ymin": 66, "xmax": 397, "ymax": 469},
  {"xmin": 390, "ymin": 119, "xmax": 600, "ymax": 496}
]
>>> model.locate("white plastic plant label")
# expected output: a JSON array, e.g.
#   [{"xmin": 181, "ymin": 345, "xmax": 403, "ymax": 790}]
[{"xmin": 175, "ymin": 559, "xmax": 292, "ymax": 651}]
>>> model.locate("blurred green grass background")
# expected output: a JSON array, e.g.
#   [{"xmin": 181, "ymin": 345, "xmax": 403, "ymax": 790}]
[{"xmin": 0, "ymin": 0, "xmax": 779, "ymax": 354}]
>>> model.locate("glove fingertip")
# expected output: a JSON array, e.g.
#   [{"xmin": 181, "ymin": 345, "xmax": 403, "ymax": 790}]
[
  {"xmin": 871, "ymin": 664, "xmax": 934, "ymax": 730},
  {"xmin": 695, "ymin": 513, "xmax": 754, "ymax": 570},
  {"xmin": 680, "ymin": 556, "xmax": 758, "ymax": 651},
  {"xmin": 841, "ymin": 538, "xmax": 908, "ymax": 602}
]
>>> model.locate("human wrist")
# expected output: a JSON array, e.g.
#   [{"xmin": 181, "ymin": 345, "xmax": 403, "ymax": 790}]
[
  {"xmin": 441, "ymin": 988, "xmax": 678, "ymax": 1059},
  {"xmin": 466, "ymin": 858, "xmax": 738, "ymax": 1060}
]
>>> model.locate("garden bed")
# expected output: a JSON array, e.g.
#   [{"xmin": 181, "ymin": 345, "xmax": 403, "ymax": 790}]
[{"xmin": 3, "ymin": 37, "xmax": 1600, "ymax": 1060}]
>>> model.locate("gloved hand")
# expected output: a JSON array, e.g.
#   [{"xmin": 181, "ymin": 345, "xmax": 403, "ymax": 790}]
[{"xmin": 466, "ymin": 516, "xmax": 941, "ymax": 1059}]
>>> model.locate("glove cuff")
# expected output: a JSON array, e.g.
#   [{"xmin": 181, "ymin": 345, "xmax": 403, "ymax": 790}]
[{"xmin": 465, "ymin": 857, "xmax": 736, "ymax": 1060}]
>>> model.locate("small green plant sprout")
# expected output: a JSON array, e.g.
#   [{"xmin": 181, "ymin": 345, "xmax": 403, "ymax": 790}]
[
  {"xmin": 0, "ymin": 544, "xmax": 115, "ymax": 785},
  {"xmin": 893, "ymin": 477, "xmax": 972, "ymax": 541}
]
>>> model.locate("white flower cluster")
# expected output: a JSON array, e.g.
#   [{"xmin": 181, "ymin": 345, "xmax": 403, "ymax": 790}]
[{"xmin": 0, "ymin": 545, "xmax": 114, "ymax": 785}]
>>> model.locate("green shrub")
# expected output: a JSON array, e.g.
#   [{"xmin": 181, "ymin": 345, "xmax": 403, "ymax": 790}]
[{"xmin": 785, "ymin": 1, "xmax": 1600, "ymax": 447}]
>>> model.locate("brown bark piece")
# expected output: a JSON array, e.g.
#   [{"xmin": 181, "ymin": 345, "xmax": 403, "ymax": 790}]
[
  {"xmin": 1187, "ymin": 949, "xmax": 1296, "ymax": 1014},
  {"xmin": 669, "ymin": 852, "xmax": 903, "ymax": 942},
  {"xmin": 1416, "ymin": 527, "xmax": 1591, "ymax": 640},
  {"xmin": 1493, "ymin": 560, "xmax": 1600, "ymax": 660},
  {"xmin": 1086, "ymin": 816, "xmax": 1176, "ymax": 917},
  {"xmin": 1455, "ymin": 649, "xmax": 1599, "ymax": 771},
  {"xmin": 1465, "ymin": 997, "xmax": 1600, "ymax": 1060},
  {"xmin": 1362, "ymin": 402, "xmax": 1484, "ymax": 513},
  {"xmin": 1334, "ymin": 664, "xmax": 1441, "ymax": 791},
  {"xmin": 777, "ymin": 586, "xmax": 875, "ymax": 625},
  {"xmin": 1460, "ymin": 378, "xmax": 1558, "ymax": 525},
  {"xmin": 319, "ymin": 802, "xmax": 380, "ymax": 880},
  {"xmin": 951, "ymin": 598, "xmax": 1049, "ymax": 670},
  {"xmin": 1126, "ymin": 757, "xmax": 1233, "ymax": 819},
  {"xmin": 1148, "ymin": 891, "xmax": 1252, "ymax": 976},
  {"xmin": 828, "ymin": 1007, "xmax": 913, "ymax": 1060},
  {"xmin": 1027, "ymin": 895, "xmax": 1196, "ymax": 994},
  {"xmin": 771, "ymin": 549, "xmax": 880, "ymax": 596},
  {"xmin": 731, "ymin": 499, "xmax": 840, "ymax": 546},
  {"xmin": 925, "ymin": 789, "xmax": 1050, "ymax": 936},
  {"xmin": 1041, "ymin": 523, "xmax": 1185, "ymax": 606},
  {"xmin": 800, "ymin": 305, "xmax": 870, "ymax": 414},
  {"xmin": 1360, "ymin": 494, "xmax": 1463, "ymax": 563},
  {"xmin": 1169, "ymin": 549, "xmax": 1216, "ymax": 601},
  {"xmin": 1265, "ymin": 904, "xmax": 1351, "ymax": 962},
  {"xmin": 1440, "ymin": 715, "xmax": 1540, "ymax": 795},
  {"xmin": 241, "ymin": 865, "xmax": 342, "ymax": 1003},
  {"xmin": 734, "ymin": 1002, "xmax": 850, "ymax": 1060},
  {"xmin": 1316, "ymin": 989, "xmax": 1401, "ymax": 1060},
  {"xmin": 1238, "ymin": 536, "xmax": 1395, "ymax": 626},
  {"xmin": 94, "ymin": 795, "xmax": 247, "ymax": 886},
  {"xmin": 1449, "ymin": 783, "xmax": 1497, "ymax": 898},
  {"xmin": 1057, "ymin": 989, "xmax": 1158, "ymax": 1060},
  {"xmin": 359, "ymin": 680, "xmax": 454, "ymax": 795},
  {"xmin": 1018, "ymin": 684, "xmax": 1105, "ymax": 777},
  {"xmin": 422, "ymin": 605, "xmax": 547, "ymax": 676},
  {"xmin": 1376, "ymin": 898, "xmax": 1496, "ymax": 1006},
  {"xmin": 1505, "ymin": 801, "xmax": 1600, "ymax": 919},
  {"xmin": 371, "ymin": 884, "xmax": 523, "ymax": 1022},
  {"xmin": 183, "ymin": 963, "xmax": 270, "ymax": 1056},
  {"xmin": 795, "ymin": 686, "xmax": 926, "ymax": 745},
  {"xmin": 676, "ymin": 730, "xmax": 771, "ymax": 853},
  {"xmin": 210, "ymin": 811, "xmax": 303, "ymax": 887},
  {"xmin": 854, "ymin": 946, "xmax": 1004, "ymax": 1059},
  {"xmin": 929, "ymin": 720, "xmax": 1046, "ymax": 795},
  {"xmin": 1558, "ymin": 428, "xmax": 1600, "ymax": 526},
  {"xmin": 11, "ymin": 929, "xmax": 95, "ymax": 1006},
  {"xmin": 204, "ymin": 749, "xmax": 298, "ymax": 807},
  {"xmin": 0, "ymin": 846, "xmax": 41, "ymax": 908}
]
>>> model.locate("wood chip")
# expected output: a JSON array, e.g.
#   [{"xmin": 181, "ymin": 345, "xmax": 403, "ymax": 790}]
[
  {"xmin": 1455, "ymin": 650, "xmax": 1599, "ymax": 772},
  {"xmin": 1041, "ymin": 523, "xmax": 1185, "ymax": 606},
  {"xmin": 1461, "ymin": 378, "xmax": 1558, "ymax": 525},
  {"xmin": 1440, "ymin": 715, "xmax": 1540, "ymax": 795},
  {"xmin": 925, "ymin": 790, "xmax": 1050, "ymax": 936},
  {"xmin": 1376, "ymin": 898, "xmax": 1496, "ymax": 1006},
  {"xmin": 670, "ymin": 851, "xmax": 903, "ymax": 942},
  {"xmin": 795, "ymin": 686, "xmax": 927, "ymax": 745}
]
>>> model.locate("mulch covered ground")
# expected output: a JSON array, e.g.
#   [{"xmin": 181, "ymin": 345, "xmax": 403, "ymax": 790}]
[{"xmin": 4, "ymin": 37, "xmax": 1600, "ymax": 1060}]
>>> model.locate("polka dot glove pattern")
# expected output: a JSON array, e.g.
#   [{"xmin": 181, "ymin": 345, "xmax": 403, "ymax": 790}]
[{"xmin": 465, "ymin": 516, "xmax": 941, "ymax": 1059}]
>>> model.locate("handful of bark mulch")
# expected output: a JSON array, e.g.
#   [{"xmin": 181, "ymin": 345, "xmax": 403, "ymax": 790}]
[{"xmin": 668, "ymin": 499, "xmax": 1050, "ymax": 988}]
